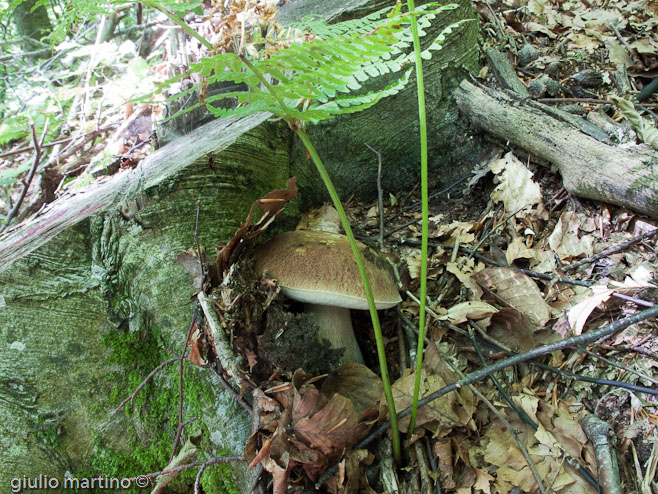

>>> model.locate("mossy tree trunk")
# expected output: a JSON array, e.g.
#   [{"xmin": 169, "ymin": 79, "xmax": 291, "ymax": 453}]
[
  {"xmin": 0, "ymin": 121, "xmax": 296, "ymax": 492},
  {"xmin": 278, "ymin": 0, "xmax": 483, "ymax": 209}
]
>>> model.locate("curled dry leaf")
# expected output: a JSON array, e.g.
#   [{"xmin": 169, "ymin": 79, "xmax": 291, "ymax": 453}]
[
  {"xmin": 548, "ymin": 211, "xmax": 595, "ymax": 261},
  {"xmin": 391, "ymin": 344, "xmax": 475, "ymax": 438},
  {"xmin": 151, "ymin": 432, "xmax": 202, "ymax": 493},
  {"xmin": 321, "ymin": 363, "xmax": 385, "ymax": 418},
  {"xmin": 213, "ymin": 177, "xmax": 298, "ymax": 281},
  {"xmin": 489, "ymin": 152, "xmax": 544, "ymax": 219},
  {"xmin": 488, "ymin": 308, "xmax": 536, "ymax": 352},
  {"xmin": 439, "ymin": 300, "xmax": 498, "ymax": 325},
  {"xmin": 568, "ymin": 272, "xmax": 654, "ymax": 335}
]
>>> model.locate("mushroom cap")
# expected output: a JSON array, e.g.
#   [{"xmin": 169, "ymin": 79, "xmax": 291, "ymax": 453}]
[{"xmin": 254, "ymin": 230, "xmax": 401, "ymax": 310}]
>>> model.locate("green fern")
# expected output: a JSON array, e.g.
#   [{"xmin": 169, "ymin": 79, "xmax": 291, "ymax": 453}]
[{"xmin": 156, "ymin": 2, "xmax": 466, "ymax": 125}]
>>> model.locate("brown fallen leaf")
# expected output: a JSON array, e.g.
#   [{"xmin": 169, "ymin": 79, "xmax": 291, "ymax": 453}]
[
  {"xmin": 321, "ymin": 363, "xmax": 385, "ymax": 418},
  {"xmin": 474, "ymin": 266, "xmax": 551, "ymax": 327},
  {"xmin": 245, "ymin": 369, "xmax": 376, "ymax": 489},
  {"xmin": 213, "ymin": 177, "xmax": 298, "ymax": 281}
]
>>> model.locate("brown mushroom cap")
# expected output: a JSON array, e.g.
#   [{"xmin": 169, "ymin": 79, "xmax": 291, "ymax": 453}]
[{"xmin": 254, "ymin": 230, "xmax": 401, "ymax": 310}]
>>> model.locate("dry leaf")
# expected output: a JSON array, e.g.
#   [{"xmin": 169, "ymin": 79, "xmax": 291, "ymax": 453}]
[
  {"xmin": 214, "ymin": 177, "xmax": 298, "ymax": 280},
  {"xmin": 489, "ymin": 153, "xmax": 543, "ymax": 218},
  {"xmin": 474, "ymin": 267, "xmax": 551, "ymax": 327},
  {"xmin": 439, "ymin": 300, "xmax": 498, "ymax": 324},
  {"xmin": 321, "ymin": 363, "xmax": 384, "ymax": 418}
]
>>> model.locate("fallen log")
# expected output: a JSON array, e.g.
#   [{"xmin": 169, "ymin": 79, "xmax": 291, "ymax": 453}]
[{"xmin": 454, "ymin": 79, "xmax": 658, "ymax": 218}]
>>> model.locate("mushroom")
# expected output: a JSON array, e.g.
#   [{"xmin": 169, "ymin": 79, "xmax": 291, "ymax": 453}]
[{"xmin": 253, "ymin": 230, "xmax": 401, "ymax": 365}]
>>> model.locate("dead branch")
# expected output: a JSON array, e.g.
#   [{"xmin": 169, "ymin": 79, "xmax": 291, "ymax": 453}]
[{"xmin": 454, "ymin": 80, "xmax": 658, "ymax": 218}]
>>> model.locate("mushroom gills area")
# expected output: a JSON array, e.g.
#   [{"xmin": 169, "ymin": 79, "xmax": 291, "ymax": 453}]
[{"xmin": 305, "ymin": 303, "xmax": 365, "ymax": 365}]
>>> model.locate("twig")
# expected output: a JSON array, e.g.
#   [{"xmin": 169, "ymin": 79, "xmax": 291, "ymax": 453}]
[
  {"xmin": 110, "ymin": 357, "xmax": 180, "ymax": 416},
  {"xmin": 395, "ymin": 237, "xmax": 592, "ymax": 287},
  {"xmin": 562, "ymin": 229, "xmax": 658, "ymax": 272},
  {"xmin": 423, "ymin": 436, "xmax": 440, "ymax": 494},
  {"xmin": 610, "ymin": 292, "xmax": 655, "ymax": 308},
  {"xmin": 198, "ymin": 291, "xmax": 244, "ymax": 385},
  {"xmin": 365, "ymin": 143, "xmax": 385, "ymax": 250},
  {"xmin": 249, "ymin": 389, "xmax": 265, "ymax": 494},
  {"xmin": 581, "ymin": 414, "xmax": 622, "ymax": 494},
  {"xmin": 414, "ymin": 441, "xmax": 433, "ymax": 494},
  {"xmin": 597, "ymin": 342, "xmax": 658, "ymax": 363},
  {"xmin": 135, "ymin": 456, "xmax": 245, "ymax": 480},
  {"xmin": 0, "ymin": 125, "xmax": 117, "ymax": 159},
  {"xmin": 1, "ymin": 121, "xmax": 48, "ymax": 234},
  {"xmin": 194, "ymin": 201, "xmax": 206, "ymax": 286},
  {"xmin": 385, "ymin": 175, "xmax": 470, "ymax": 225},
  {"xmin": 537, "ymin": 97, "xmax": 658, "ymax": 109},
  {"xmin": 609, "ymin": 23, "xmax": 631, "ymax": 51},
  {"xmin": 169, "ymin": 316, "xmax": 198, "ymax": 463},
  {"xmin": 583, "ymin": 349, "xmax": 658, "ymax": 387},
  {"xmin": 82, "ymin": 17, "xmax": 106, "ymax": 119},
  {"xmin": 315, "ymin": 306, "xmax": 658, "ymax": 488},
  {"xmin": 467, "ymin": 205, "xmax": 527, "ymax": 264},
  {"xmin": 194, "ymin": 460, "xmax": 211, "ymax": 494}
]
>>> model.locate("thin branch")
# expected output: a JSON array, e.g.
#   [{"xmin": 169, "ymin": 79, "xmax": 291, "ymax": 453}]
[
  {"xmin": 562, "ymin": 229, "xmax": 658, "ymax": 272},
  {"xmin": 194, "ymin": 460, "xmax": 211, "ymax": 494},
  {"xmin": 0, "ymin": 125, "xmax": 117, "ymax": 159},
  {"xmin": 135, "ymin": 456, "xmax": 245, "ymax": 480},
  {"xmin": 385, "ymin": 174, "xmax": 470, "ymax": 225},
  {"xmin": 169, "ymin": 316, "xmax": 198, "ymax": 463},
  {"xmin": 365, "ymin": 142, "xmax": 384, "ymax": 250},
  {"xmin": 194, "ymin": 201, "xmax": 205, "ymax": 287},
  {"xmin": 110, "ymin": 357, "xmax": 180, "ymax": 416},
  {"xmin": 581, "ymin": 414, "xmax": 622, "ymax": 494},
  {"xmin": 1, "ymin": 121, "xmax": 48, "ymax": 234},
  {"xmin": 537, "ymin": 97, "xmax": 658, "ymax": 109}
]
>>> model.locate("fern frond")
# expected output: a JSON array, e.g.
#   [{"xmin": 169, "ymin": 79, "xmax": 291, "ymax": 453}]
[
  {"xmin": 420, "ymin": 19, "xmax": 475, "ymax": 60},
  {"xmin": 169, "ymin": 2, "xmax": 468, "ymax": 125}
]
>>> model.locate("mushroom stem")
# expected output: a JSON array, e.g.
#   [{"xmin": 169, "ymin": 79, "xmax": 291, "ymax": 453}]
[{"xmin": 305, "ymin": 303, "xmax": 365, "ymax": 365}]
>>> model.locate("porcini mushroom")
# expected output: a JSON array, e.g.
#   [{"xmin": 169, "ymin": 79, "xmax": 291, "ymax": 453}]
[{"xmin": 253, "ymin": 230, "xmax": 401, "ymax": 365}]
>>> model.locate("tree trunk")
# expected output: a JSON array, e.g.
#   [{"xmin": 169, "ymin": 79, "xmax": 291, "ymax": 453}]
[
  {"xmin": 12, "ymin": 0, "xmax": 52, "ymax": 54},
  {"xmin": 454, "ymin": 80, "xmax": 658, "ymax": 218},
  {"xmin": 279, "ymin": 0, "xmax": 483, "ymax": 208},
  {"xmin": 0, "ymin": 120, "xmax": 296, "ymax": 492}
]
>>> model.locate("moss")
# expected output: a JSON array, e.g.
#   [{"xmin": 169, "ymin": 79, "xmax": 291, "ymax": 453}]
[{"xmin": 77, "ymin": 322, "xmax": 238, "ymax": 494}]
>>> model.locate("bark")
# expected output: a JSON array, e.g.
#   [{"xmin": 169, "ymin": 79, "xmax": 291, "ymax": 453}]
[
  {"xmin": 454, "ymin": 80, "xmax": 658, "ymax": 218},
  {"xmin": 0, "ymin": 113, "xmax": 272, "ymax": 266}
]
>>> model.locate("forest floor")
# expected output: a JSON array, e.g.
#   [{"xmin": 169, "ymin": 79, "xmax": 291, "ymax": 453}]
[
  {"xmin": 268, "ymin": 0, "xmax": 658, "ymax": 492},
  {"xmin": 0, "ymin": 0, "xmax": 657, "ymax": 493}
]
